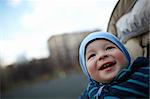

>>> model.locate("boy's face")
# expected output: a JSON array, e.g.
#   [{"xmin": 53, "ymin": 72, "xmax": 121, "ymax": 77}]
[{"xmin": 85, "ymin": 39, "xmax": 128, "ymax": 83}]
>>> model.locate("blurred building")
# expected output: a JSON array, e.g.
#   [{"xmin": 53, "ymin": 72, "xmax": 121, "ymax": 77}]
[{"xmin": 47, "ymin": 29, "xmax": 100, "ymax": 73}]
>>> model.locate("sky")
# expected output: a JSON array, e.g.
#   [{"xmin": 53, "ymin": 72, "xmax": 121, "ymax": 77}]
[{"xmin": 0, "ymin": 0, "xmax": 118, "ymax": 67}]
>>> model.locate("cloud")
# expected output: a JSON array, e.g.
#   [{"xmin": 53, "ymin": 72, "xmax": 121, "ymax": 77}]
[
  {"xmin": 7, "ymin": 0, "xmax": 22, "ymax": 8},
  {"xmin": 20, "ymin": 0, "xmax": 117, "ymax": 33},
  {"xmin": 0, "ymin": 39, "xmax": 24, "ymax": 66},
  {"xmin": 0, "ymin": 33, "xmax": 49, "ymax": 66}
]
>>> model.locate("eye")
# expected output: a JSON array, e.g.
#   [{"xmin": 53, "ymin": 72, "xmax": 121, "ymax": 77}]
[
  {"xmin": 106, "ymin": 46, "xmax": 115, "ymax": 51},
  {"xmin": 87, "ymin": 53, "xmax": 96, "ymax": 60}
]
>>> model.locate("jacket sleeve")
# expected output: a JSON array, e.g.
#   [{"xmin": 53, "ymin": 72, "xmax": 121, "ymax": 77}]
[
  {"xmin": 110, "ymin": 66, "xmax": 149, "ymax": 97},
  {"xmin": 102, "ymin": 65, "xmax": 149, "ymax": 98}
]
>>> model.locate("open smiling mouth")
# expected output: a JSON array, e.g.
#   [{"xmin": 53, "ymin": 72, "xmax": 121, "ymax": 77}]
[{"xmin": 98, "ymin": 61, "xmax": 116, "ymax": 70}]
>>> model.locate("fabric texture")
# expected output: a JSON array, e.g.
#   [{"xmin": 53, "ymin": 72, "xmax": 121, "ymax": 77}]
[{"xmin": 116, "ymin": 0, "xmax": 150, "ymax": 43}]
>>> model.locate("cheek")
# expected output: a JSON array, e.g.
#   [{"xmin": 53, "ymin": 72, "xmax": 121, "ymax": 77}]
[
  {"xmin": 113, "ymin": 51, "xmax": 128, "ymax": 67},
  {"xmin": 86, "ymin": 61, "xmax": 95, "ymax": 75}
]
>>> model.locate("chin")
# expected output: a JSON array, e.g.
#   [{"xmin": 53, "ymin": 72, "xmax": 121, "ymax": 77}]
[{"xmin": 100, "ymin": 77, "xmax": 115, "ymax": 84}]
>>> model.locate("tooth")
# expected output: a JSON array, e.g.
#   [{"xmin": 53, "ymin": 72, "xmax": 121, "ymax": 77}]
[
  {"xmin": 106, "ymin": 64, "xmax": 109, "ymax": 67},
  {"xmin": 104, "ymin": 64, "xmax": 107, "ymax": 67}
]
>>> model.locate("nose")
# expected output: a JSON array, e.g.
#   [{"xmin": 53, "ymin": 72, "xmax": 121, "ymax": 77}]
[{"xmin": 97, "ymin": 53, "xmax": 108, "ymax": 60}]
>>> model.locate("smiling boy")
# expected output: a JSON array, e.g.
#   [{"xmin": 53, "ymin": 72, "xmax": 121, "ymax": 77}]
[{"xmin": 79, "ymin": 31, "xmax": 149, "ymax": 98}]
